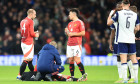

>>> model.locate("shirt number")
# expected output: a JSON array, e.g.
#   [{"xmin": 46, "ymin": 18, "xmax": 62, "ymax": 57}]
[
  {"xmin": 21, "ymin": 23, "xmax": 26, "ymax": 38},
  {"xmin": 126, "ymin": 17, "xmax": 130, "ymax": 28}
]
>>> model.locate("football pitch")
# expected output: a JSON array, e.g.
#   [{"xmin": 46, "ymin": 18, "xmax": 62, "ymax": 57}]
[{"xmin": 0, "ymin": 65, "xmax": 140, "ymax": 84}]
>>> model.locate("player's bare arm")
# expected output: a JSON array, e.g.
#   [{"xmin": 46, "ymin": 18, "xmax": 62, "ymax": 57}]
[
  {"xmin": 107, "ymin": 4, "xmax": 122, "ymax": 26},
  {"xmin": 135, "ymin": 25, "xmax": 140, "ymax": 32},
  {"xmin": 67, "ymin": 31, "xmax": 85, "ymax": 37},
  {"xmin": 107, "ymin": 16, "xmax": 114, "ymax": 26},
  {"xmin": 107, "ymin": 10, "xmax": 115, "ymax": 26},
  {"xmin": 109, "ymin": 29, "xmax": 115, "ymax": 51},
  {"xmin": 135, "ymin": 26, "xmax": 140, "ymax": 40}
]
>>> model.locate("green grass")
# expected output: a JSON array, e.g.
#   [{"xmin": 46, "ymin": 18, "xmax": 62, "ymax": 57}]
[{"xmin": 0, "ymin": 65, "xmax": 139, "ymax": 84}]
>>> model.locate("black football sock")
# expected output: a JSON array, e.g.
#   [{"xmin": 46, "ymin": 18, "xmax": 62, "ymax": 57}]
[
  {"xmin": 69, "ymin": 62, "xmax": 75, "ymax": 77},
  {"xmin": 117, "ymin": 56, "xmax": 121, "ymax": 62},
  {"xmin": 28, "ymin": 60, "xmax": 34, "ymax": 72},
  {"xmin": 127, "ymin": 60, "xmax": 131, "ymax": 79},
  {"xmin": 53, "ymin": 75, "xmax": 66, "ymax": 81},
  {"xmin": 128, "ymin": 67, "xmax": 131, "ymax": 79},
  {"xmin": 20, "ymin": 61, "xmax": 28, "ymax": 75},
  {"xmin": 77, "ymin": 62, "xmax": 85, "ymax": 75}
]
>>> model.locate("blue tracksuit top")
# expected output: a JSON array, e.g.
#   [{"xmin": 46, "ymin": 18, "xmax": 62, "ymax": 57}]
[{"xmin": 37, "ymin": 44, "xmax": 62, "ymax": 72}]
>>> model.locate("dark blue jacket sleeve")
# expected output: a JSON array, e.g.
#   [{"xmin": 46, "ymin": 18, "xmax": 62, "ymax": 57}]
[{"xmin": 54, "ymin": 49, "xmax": 62, "ymax": 65}]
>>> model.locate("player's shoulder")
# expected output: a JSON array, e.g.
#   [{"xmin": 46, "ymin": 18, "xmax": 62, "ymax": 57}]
[
  {"xmin": 119, "ymin": 9, "xmax": 136, "ymax": 14},
  {"xmin": 76, "ymin": 19, "xmax": 84, "ymax": 25},
  {"xmin": 129, "ymin": 10, "xmax": 137, "ymax": 15},
  {"xmin": 25, "ymin": 17, "xmax": 33, "ymax": 22},
  {"xmin": 21, "ymin": 17, "xmax": 29, "ymax": 22}
]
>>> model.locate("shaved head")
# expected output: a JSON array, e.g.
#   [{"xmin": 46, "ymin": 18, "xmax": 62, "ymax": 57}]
[
  {"xmin": 27, "ymin": 9, "xmax": 35, "ymax": 15},
  {"xmin": 27, "ymin": 9, "xmax": 36, "ymax": 20}
]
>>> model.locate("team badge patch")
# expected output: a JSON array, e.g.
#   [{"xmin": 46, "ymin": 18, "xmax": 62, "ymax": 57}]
[{"xmin": 74, "ymin": 24, "xmax": 77, "ymax": 27}]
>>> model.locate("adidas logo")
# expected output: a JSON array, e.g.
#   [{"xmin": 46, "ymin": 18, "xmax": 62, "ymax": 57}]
[{"xmin": 31, "ymin": 75, "xmax": 35, "ymax": 79}]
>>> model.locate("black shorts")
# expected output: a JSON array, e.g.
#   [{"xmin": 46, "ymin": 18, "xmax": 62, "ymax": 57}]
[{"xmin": 136, "ymin": 41, "xmax": 140, "ymax": 57}]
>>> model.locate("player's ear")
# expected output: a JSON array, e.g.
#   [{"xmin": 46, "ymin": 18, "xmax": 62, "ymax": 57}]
[{"xmin": 73, "ymin": 12, "xmax": 77, "ymax": 16}]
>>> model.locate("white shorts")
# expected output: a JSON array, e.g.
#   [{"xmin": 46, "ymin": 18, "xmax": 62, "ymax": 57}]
[
  {"xmin": 66, "ymin": 45, "xmax": 82, "ymax": 58},
  {"xmin": 21, "ymin": 42, "xmax": 34, "ymax": 59}
]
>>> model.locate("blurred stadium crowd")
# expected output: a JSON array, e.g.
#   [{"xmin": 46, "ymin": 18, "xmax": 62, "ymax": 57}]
[{"xmin": 0, "ymin": 0, "xmax": 140, "ymax": 55}]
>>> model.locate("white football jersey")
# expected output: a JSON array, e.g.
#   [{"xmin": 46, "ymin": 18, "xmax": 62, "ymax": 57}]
[
  {"xmin": 112, "ymin": 9, "xmax": 140, "ymax": 43},
  {"xmin": 110, "ymin": 22, "xmax": 118, "ymax": 44}
]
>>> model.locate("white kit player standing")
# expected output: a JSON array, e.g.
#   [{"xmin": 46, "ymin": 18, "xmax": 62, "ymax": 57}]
[{"xmin": 107, "ymin": 0, "xmax": 140, "ymax": 83}]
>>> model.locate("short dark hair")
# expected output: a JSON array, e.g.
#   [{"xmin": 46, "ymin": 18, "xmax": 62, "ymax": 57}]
[
  {"xmin": 117, "ymin": 1, "xmax": 122, "ymax": 5},
  {"xmin": 122, "ymin": 0, "xmax": 130, "ymax": 4},
  {"xmin": 116, "ymin": 1, "xmax": 122, "ymax": 8},
  {"xmin": 69, "ymin": 8, "xmax": 80, "ymax": 16}
]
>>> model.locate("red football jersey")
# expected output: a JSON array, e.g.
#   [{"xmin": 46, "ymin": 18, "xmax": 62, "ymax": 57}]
[
  {"xmin": 20, "ymin": 17, "xmax": 36, "ymax": 45},
  {"xmin": 67, "ymin": 19, "xmax": 85, "ymax": 46}
]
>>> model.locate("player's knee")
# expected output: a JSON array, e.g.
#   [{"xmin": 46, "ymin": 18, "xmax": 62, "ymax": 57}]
[
  {"xmin": 75, "ymin": 59, "xmax": 81, "ymax": 63},
  {"xmin": 69, "ymin": 59, "xmax": 74, "ymax": 63},
  {"xmin": 76, "ymin": 61, "xmax": 81, "ymax": 64},
  {"xmin": 24, "ymin": 58, "xmax": 33, "ymax": 61}
]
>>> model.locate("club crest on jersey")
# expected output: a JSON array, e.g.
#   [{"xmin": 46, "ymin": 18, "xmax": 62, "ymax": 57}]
[{"xmin": 74, "ymin": 24, "xmax": 77, "ymax": 27}]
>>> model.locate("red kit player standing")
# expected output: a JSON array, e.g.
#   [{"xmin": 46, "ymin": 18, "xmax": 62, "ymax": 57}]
[
  {"xmin": 65, "ymin": 8, "xmax": 87, "ymax": 81},
  {"xmin": 17, "ymin": 9, "xmax": 39, "ymax": 79}
]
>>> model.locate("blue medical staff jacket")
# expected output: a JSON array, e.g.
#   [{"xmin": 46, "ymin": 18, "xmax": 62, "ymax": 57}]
[{"xmin": 37, "ymin": 44, "xmax": 62, "ymax": 73}]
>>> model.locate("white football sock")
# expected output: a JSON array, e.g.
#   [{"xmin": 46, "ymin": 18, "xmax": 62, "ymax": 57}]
[
  {"xmin": 127, "ymin": 60, "xmax": 134, "ymax": 79},
  {"xmin": 133, "ymin": 63, "xmax": 138, "ymax": 81},
  {"xmin": 121, "ymin": 63, "xmax": 128, "ymax": 81},
  {"xmin": 117, "ymin": 61, "xmax": 122, "ymax": 78}
]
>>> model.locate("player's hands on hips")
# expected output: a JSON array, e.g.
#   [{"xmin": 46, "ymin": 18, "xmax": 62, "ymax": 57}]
[
  {"xmin": 109, "ymin": 44, "xmax": 114, "ymax": 51},
  {"xmin": 35, "ymin": 32, "xmax": 39, "ymax": 37}
]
